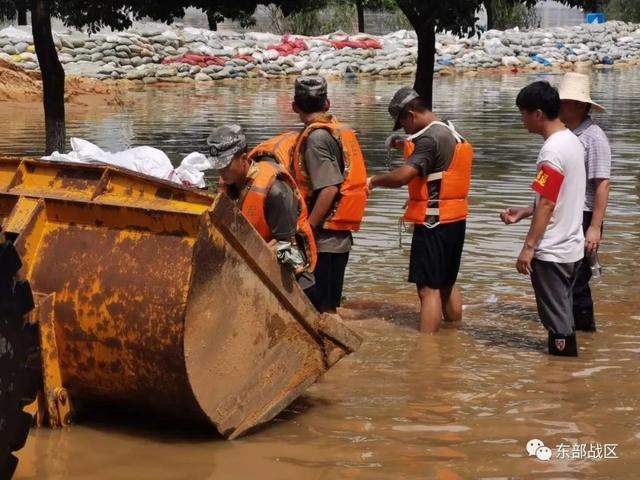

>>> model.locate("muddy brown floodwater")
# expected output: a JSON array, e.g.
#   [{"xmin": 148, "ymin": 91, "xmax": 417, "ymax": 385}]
[{"xmin": 4, "ymin": 69, "xmax": 640, "ymax": 479}]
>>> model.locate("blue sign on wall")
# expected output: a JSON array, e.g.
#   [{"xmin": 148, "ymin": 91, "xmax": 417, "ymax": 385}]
[{"xmin": 586, "ymin": 13, "xmax": 605, "ymax": 24}]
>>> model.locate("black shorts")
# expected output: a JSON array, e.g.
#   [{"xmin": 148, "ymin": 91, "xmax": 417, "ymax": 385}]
[
  {"xmin": 408, "ymin": 220, "xmax": 466, "ymax": 289},
  {"xmin": 305, "ymin": 252, "xmax": 349, "ymax": 313}
]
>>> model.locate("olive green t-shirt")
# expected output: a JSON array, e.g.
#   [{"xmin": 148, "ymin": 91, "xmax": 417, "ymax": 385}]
[
  {"xmin": 406, "ymin": 123, "xmax": 457, "ymax": 178},
  {"xmin": 304, "ymin": 129, "xmax": 353, "ymax": 254}
]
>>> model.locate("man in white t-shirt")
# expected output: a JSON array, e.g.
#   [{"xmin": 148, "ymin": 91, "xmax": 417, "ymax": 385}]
[{"xmin": 500, "ymin": 81, "xmax": 586, "ymax": 357}]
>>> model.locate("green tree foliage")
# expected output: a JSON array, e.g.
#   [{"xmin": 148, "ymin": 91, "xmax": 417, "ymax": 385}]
[
  {"xmin": 484, "ymin": 0, "xmax": 537, "ymax": 30},
  {"xmin": 604, "ymin": 0, "xmax": 640, "ymax": 22},
  {"xmin": 393, "ymin": 0, "xmax": 484, "ymax": 108},
  {"xmin": 337, "ymin": 0, "xmax": 394, "ymax": 32},
  {"xmin": 264, "ymin": 1, "xmax": 355, "ymax": 36},
  {"xmin": 0, "ymin": 0, "xmax": 28, "ymax": 24},
  {"xmin": 264, "ymin": 0, "xmax": 394, "ymax": 36}
]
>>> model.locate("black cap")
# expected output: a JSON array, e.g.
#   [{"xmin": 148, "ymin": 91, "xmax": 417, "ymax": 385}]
[
  {"xmin": 206, "ymin": 124, "xmax": 247, "ymax": 169},
  {"xmin": 388, "ymin": 86, "xmax": 420, "ymax": 130}
]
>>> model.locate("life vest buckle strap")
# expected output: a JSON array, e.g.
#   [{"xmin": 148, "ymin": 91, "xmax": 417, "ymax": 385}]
[
  {"xmin": 406, "ymin": 120, "xmax": 465, "ymax": 144},
  {"xmin": 423, "ymin": 221, "xmax": 441, "ymax": 229}
]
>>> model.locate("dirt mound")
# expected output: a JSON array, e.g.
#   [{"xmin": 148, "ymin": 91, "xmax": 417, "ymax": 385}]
[
  {"xmin": 64, "ymin": 76, "xmax": 126, "ymax": 106},
  {"xmin": 0, "ymin": 59, "xmax": 126, "ymax": 106},
  {"xmin": 0, "ymin": 59, "xmax": 40, "ymax": 101}
]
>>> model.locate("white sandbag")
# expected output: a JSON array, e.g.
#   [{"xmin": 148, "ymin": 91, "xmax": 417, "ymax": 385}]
[
  {"xmin": 42, "ymin": 138, "xmax": 212, "ymax": 188},
  {"xmin": 174, "ymin": 152, "xmax": 212, "ymax": 188},
  {"xmin": 0, "ymin": 26, "xmax": 32, "ymax": 43},
  {"xmin": 40, "ymin": 151, "xmax": 84, "ymax": 163},
  {"xmin": 502, "ymin": 55, "xmax": 521, "ymax": 66}
]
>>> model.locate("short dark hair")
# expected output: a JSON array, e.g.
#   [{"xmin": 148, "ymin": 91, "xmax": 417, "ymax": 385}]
[
  {"xmin": 516, "ymin": 81, "xmax": 560, "ymax": 119},
  {"xmin": 294, "ymin": 95, "xmax": 328, "ymax": 114},
  {"xmin": 399, "ymin": 96, "xmax": 431, "ymax": 120}
]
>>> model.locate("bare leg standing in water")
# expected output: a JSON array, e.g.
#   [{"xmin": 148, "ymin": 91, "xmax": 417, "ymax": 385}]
[{"xmin": 418, "ymin": 285, "xmax": 463, "ymax": 333}]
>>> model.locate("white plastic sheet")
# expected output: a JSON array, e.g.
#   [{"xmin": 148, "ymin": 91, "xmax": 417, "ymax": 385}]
[{"xmin": 42, "ymin": 137, "xmax": 212, "ymax": 188}]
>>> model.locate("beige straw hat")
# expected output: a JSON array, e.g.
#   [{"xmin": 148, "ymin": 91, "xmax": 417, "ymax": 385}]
[{"xmin": 558, "ymin": 72, "xmax": 605, "ymax": 112}]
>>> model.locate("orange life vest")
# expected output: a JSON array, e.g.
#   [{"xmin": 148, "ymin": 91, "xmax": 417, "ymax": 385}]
[
  {"xmin": 403, "ymin": 122, "xmax": 473, "ymax": 226},
  {"xmin": 292, "ymin": 116, "xmax": 368, "ymax": 232},
  {"xmin": 233, "ymin": 158, "xmax": 317, "ymax": 272},
  {"xmin": 247, "ymin": 131, "xmax": 298, "ymax": 170}
]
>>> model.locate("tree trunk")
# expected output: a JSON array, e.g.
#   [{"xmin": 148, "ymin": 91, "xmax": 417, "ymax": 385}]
[
  {"xmin": 356, "ymin": 0, "xmax": 365, "ymax": 33},
  {"xmin": 395, "ymin": 6, "xmax": 436, "ymax": 110},
  {"xmin": 206, "ymin": 9, "xmax": 218, "ymax": 31},
  {"xmin": 413, "ymin": 20, "xmax": 436, "ymax": 110},
  {"xmin": 485, "ymin": 0, "xmax": 494, "ymax": 31},
  {"xmin": 17, "ymin": 3, "xmax": 28, "ymax": 25},
  {"xmin": 31, "ymin": 0, "xmax": 65, "ymax": 155}
]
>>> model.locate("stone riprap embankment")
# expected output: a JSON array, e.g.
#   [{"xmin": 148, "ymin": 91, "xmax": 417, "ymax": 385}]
[{"xmin": 1, "ymin": 21, "xmax": 640, "ymax": 84}]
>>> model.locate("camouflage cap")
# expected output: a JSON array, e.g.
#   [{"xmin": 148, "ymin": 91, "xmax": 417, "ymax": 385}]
[
  {"xmin": 388, "ymin": 86, "xmax": 420, "ymax": 130},
  {"xmin": 294, "ymin": 75, "xmax": 328, "ymax": 99},
  {"xmin": 206, "ymin": 124, "xmax": 247, "ymax": 169}
]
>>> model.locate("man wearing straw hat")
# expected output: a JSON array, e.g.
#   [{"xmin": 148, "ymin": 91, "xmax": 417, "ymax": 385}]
[{"xmin": 558, "ymin": 72, "xmax": 611, "ymax": 332}]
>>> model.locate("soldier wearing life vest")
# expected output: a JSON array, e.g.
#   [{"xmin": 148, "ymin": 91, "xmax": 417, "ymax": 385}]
[
  {"xmin": 367, "ymin": 87, "xmax": 472, "ymax": 334},
  {"xmin": 207, "ymin": 124, "xmax": 316, "ymax": 290},
  {"xmin": 290, "ymin": 76, "xmax": 368, "ymax": 313}
]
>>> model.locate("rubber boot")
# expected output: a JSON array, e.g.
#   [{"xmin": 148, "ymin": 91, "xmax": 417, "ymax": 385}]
[{"xmin": 548, "ymin": 333, "xmax": 578, "ymax": 357}]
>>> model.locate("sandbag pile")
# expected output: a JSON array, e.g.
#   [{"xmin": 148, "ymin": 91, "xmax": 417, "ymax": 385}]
[{"xmin": 0, "ymin": 21, "xmax": 639, "ymax": 84}]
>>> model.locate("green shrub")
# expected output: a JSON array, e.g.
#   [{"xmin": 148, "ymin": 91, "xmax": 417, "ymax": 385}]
[{"xmin": 604, "ymin": 0, "xmax": 640, "ymax": 23}]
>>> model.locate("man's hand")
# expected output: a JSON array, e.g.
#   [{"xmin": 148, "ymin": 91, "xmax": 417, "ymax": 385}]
[
  {"xmin": 308, "ymin": 184, "xmax": 339, "ymax": 230},
  {"xmin": 366, "ymin": 176, "xmax": 374, "ymax": 194},
  {"xmin": 516, "ymin": 245, "xmax": 534, "ymax": 275},
  {"xmin": 267, "ymin": 239, "xmax": 278, "ymax": 252},
  {"xmin": 500, "ymin": 207, "xmax": 529, "ymax": 225},
  {"xmin": 585, "ymin": 225, "xmax": 601, "ymax": 256},
  {"xmin": 384, "ymin": 133, "xmax": 406, "ymax": 150}
]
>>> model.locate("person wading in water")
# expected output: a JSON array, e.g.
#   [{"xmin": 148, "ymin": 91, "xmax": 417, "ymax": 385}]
[
  {"xmin": 368, "ymin": 87, "xmax": 473, "ymax": 334},
  {"xmin": 501, "ymin": 81, "xmax": 586, "ymax": 356},
  {"xmin": 558, "ymin": 72, "xmax": 611, "ymax": 332}
]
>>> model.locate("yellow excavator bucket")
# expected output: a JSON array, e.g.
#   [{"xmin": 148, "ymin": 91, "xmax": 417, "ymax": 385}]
[{"xmin": 0, "ymin": 156, "xmax": 360, "ymax": 439}]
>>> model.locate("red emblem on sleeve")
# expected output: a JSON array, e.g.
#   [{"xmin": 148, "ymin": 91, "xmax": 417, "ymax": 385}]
[{"xmin": 531, "ymin": 164, "xmax": 564, "ymax": 202}]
